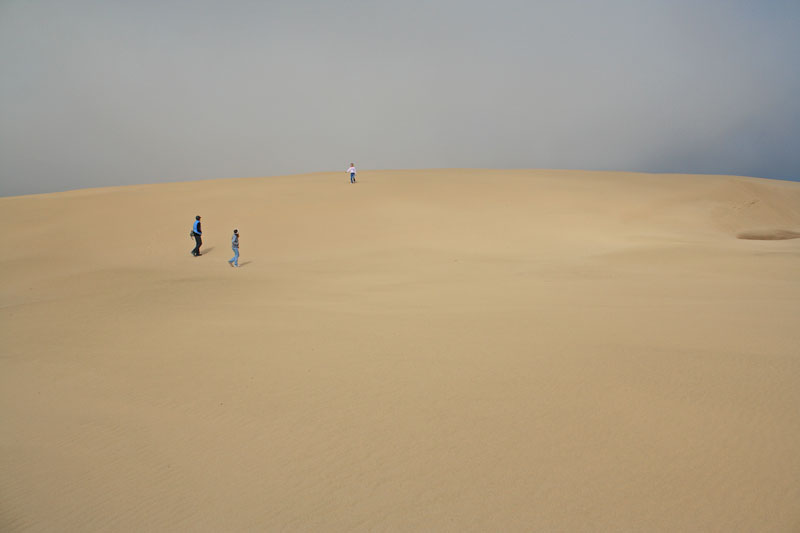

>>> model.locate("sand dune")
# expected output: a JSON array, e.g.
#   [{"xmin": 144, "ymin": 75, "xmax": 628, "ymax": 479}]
[{"xmin": 1, "ymin": 169, "xmax": 799, "ymax": 531}]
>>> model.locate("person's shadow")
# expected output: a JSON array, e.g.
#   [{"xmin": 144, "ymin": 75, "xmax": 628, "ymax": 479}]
[
  {"xmin": 201, "ymin": 247, "xmax": 214, "ymax": 254},
  {"xmin": 238, "ymin": 261, "xmax": 252, "ymax": 267}
]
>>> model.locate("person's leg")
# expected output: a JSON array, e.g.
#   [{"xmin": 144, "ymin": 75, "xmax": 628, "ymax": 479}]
[
  {"xmin": 234, "ymin": 247, "xmax": 239, "ymax": 266},
  {"xmin": 193, "ymin": 235, "xmax": 202, "ymax": 255},
  {"xmin": 229, "ymin": 247, "xmax": 235, "ymax": 265}
]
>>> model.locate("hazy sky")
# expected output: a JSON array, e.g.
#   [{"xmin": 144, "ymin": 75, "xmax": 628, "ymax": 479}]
[{"xmin": 1, "ymin": 0, "xmax": 799, "ymax": 195}]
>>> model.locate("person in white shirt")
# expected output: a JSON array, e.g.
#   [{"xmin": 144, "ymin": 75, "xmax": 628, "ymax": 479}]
[{"xmin": 347, "ymin": 163, "xmax": 357, "ymax": 184}]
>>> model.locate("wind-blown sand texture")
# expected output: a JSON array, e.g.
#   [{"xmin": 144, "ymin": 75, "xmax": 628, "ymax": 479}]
[{"xmin": 2, "ymin": 169, "xmax": 799, "ymax": 531}]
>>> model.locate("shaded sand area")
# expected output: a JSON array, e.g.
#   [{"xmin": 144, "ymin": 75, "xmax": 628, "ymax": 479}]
[{"xmin": 1, "ymin": 169, "xmax": 799, "ymax": 531}]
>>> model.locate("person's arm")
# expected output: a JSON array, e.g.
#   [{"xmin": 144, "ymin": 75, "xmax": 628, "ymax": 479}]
[{"xmin": 197, "ymin": 222, "xmax": 202, "ymax": 235}]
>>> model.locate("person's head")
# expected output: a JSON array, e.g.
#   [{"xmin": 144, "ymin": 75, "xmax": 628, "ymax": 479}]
[
  {"xmin": 234, "ymin": 229, "xmax": 238, "ymax": 234},
  {"xmin": 350, "ymin": 163, "xmax": 354, "ymax": 167},
  {"xmin": 196, "ymin": 215, "xmax": 201, "ymax": 221}
]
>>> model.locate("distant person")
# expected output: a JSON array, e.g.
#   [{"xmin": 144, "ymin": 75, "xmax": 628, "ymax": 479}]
[
  {"xmin": 228, "ymin": 229, "xmax": 240, "ymax": 267},
  {"xmin": 347, "ymin": 163, "xmax": 357, "ymax": 184},
  {"xmin": 191, "ymin": 215, "xmax": 203, "ymax": 256}
]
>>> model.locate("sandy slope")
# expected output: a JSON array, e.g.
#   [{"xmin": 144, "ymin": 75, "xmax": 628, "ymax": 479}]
[{"xmin": 1, "ymin": 169, "xmax": 799, "ymax": 531}]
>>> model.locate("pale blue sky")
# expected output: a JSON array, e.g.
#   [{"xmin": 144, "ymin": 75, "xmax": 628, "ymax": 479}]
[{"xmin": 1, "ymin": 0, "xmax": 799, "ymax": 195}]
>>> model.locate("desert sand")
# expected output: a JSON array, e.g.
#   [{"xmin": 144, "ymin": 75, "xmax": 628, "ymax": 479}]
[{"xmin": 1, "ymin": 169, "xmax": 799, "ymax": 531}]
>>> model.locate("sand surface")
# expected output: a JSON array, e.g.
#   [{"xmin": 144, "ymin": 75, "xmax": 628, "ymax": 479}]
[{"xmin": 1, "ymin": 169, "xmax": 799, "ymax": 531}]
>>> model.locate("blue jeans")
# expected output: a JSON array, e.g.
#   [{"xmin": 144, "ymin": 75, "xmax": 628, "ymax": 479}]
[
  {"xmin": 350, "ymin": 173, "xmax": 356, "ymax": 183},
  {"xmin": 192, "ymin": 233, "xmax": 202, "ymax": 255},
  {"xmin": 229, "ymin": 247, "xmax": 239, "ymax": 266}
]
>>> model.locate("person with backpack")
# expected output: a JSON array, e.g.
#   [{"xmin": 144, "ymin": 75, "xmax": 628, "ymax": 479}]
[
  {"xmin": 191, "ymin": 215, "xmax": 203, "ymax": 256},
  {"xmin": 228, "ymin": 229, "xmax": 240, "ymax": 267}
]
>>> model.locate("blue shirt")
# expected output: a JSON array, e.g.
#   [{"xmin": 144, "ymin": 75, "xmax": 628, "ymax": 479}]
[{"xmin": 193, "ymin": 220, "xmax": 202, "ymax": 235}]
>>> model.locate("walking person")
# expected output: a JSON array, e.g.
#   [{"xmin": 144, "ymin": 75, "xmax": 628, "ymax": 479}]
[
  {"xmin": 191, "ymin": 215, "xmax": 203, "ymax": 256},
  {"xmin": 347, "ymin": 163, "xmax": 357, "ymax": 184},
  {"xmin": 228, "ymin": 229, "xmax": 240, "ymax": 267}
]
